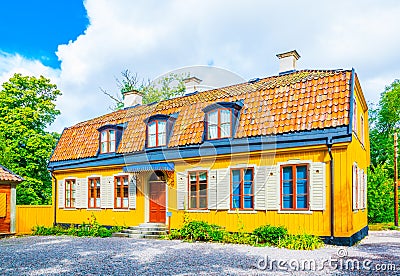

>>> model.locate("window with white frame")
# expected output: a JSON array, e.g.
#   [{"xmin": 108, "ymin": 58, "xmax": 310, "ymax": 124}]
[
  {"xmin": 114, "ymin": 175, "xmax": 129, "ymax": 208},
  {"xmin": 353, "ymin": 163, "xmax": 367, "ymax": 210},
  {"xmin": 88, "ymin": 177, "xmax": 101, "ymax": 208},
  {"xmin": 281, "ymin": 164, "xmax": 309, "ymax": 210},
  {"xmin": 65, "ymin": 179, "xmax": 76, "ymax": 208},
  {"xmin": 100, "ymin": 129, "xmax": 116, "ymax": 153}
]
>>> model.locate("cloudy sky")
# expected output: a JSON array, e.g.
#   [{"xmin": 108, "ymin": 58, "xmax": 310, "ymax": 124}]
[{"xmin": 1, "ymin": 0, "xmax": 400, "ymax": 133}]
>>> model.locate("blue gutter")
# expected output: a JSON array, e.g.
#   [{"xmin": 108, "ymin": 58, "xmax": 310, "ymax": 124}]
[{"xmin": 348, "ymin": 68, "xmax": 356, "ymax": 135}]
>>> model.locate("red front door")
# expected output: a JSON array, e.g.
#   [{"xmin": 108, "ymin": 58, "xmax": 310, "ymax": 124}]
[{"xmin": 149, "ymin": 181, "xmax": 166, "ymax": 223}]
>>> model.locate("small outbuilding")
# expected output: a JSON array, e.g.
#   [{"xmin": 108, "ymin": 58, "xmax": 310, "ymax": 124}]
[{"xmin": 0, "ymin": 165, "xmax": 23, "ymax": 234}]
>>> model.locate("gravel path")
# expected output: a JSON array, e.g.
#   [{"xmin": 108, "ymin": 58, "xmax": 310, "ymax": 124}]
[{"xmin": 0, "ymin": 231, "xmax": 399, "ymax": 275}]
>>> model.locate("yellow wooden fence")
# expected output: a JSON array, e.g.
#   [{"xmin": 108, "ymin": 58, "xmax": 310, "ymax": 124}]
[{"xmin": 16, "ymin": 205, "xmax": 53, "ymax": 234}]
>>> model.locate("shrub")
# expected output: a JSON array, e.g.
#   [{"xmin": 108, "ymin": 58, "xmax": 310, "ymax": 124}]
[
  {"xmin": 278, "ymin": 234, "xmax": 324, "ymax": 250},
  {"xmin": 179, "ymin": 221, "xmax": 226, "ymax": 242},
  {"xmin": 32, "ymin": 214, "xmax": 122, "ymax": 238},
  {"xmin": 253, "ymin": 225, "xmax": 288, "ymax": 246}
]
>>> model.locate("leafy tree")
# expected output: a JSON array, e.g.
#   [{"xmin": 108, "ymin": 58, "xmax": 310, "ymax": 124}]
[
  {"xmin": 367, "ymin": 164, "xmax": 394, "ymax": 223},
  {"xmin": 0, "ymin": 73, "xmax": 61, "ymax": 205},
  {"xmin": 102, "ymin": 69, "xmax": 187, "ymax": 110}
]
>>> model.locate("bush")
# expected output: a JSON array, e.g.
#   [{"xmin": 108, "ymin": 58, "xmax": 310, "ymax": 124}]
[
  {"xmin": 32, "ymin": 214, "xmax": 122, "ymax": 238},
  {"xmin": 253, "ymin": 225, "xmax": 288, "ymax": 246},
  {"xmin": 278, "ymin": 234, "xmax": 324, "ymax": 250},
  {"xmin": 179, "ymin": 221, "xmax": 226, "ymax": 242}
]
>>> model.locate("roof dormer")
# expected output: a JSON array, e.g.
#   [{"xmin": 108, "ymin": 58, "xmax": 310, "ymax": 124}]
[
  {"xmin": 97, "ymin": 124, "xmax": 124, "ymax": 154},
  {"xmin": 144, "ymin": 114, "xmax": 177, "ymax": 148}
]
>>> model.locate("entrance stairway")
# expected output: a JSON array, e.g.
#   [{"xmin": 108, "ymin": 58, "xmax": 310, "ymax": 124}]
[{"xmin": 112, "ymin": 223, "xmax": 168, "ymax": 239}]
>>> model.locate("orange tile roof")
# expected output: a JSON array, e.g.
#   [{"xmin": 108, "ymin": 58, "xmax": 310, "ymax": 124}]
[
  {"xmin": 50, "ymin": 70, "xmax": 353, "ymax": 162},
  {"xmin": 0, "ymin": 165, "xmax": 24, "ymax": 183}
]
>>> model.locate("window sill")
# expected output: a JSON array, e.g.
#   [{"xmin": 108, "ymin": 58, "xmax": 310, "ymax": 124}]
[
  {"xmin": 87, "ymin": 208, "xmax": 102, "ymax": 211},
  {"xmin": 113, "ymin": 208, "xmax": 131, "ymax": 212},
  {"xmin": 227, "ymin": 210, "xmax": 257, "ymax": 214},
  {"xmin": 62, "ymin": 208, "xmax": 77, "ymax": 211},
  {"xmin": 186, "ymin": 210, "xmax": 210, "ymax": 213},
  {"xmin": 278, "ymin": 210, "xmax": 313, "ymax": 214}
]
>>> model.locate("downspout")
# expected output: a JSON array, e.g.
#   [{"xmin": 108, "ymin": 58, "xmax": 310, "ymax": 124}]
[
  {"xmin": 50, "ymin": 167, "xmax": 57, "ymax": 227},
  {"xmin": 327, "ymin": 138, "xmax": 334, "ymax": 240}
]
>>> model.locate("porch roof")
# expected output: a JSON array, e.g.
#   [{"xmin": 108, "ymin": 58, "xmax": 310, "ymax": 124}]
[{"xmin": 123, "ymin": 162, "xmax": 175, "ymax": 172}]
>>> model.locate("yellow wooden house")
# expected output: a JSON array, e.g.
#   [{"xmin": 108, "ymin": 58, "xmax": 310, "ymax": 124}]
[{"xmin": 48, "ymin": 51, "xmax": 369, "ymax": 245}]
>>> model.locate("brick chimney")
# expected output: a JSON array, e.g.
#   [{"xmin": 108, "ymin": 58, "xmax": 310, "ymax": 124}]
[
  {"xmin": 122, "ymin": 89, "xmax": 142, "ymax": 107},
  {"xmin": 276, "ymin": 50, "xmax": 300, "ymax": 75}
]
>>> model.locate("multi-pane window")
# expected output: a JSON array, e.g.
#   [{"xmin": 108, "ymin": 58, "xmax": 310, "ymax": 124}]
[
  {"xmin": 100, "ymin": 130, "xmax": 116, "ymax": 153},
  {"xmin": 65, "ymin": 179, "xmax": 76, "ymax": 208},
  {"xmin": 114, "ymin": 175, "xmax": 129, "ymax": 208},
  {"xmin": 189, "ymin": 171, "xmax": 207, "ymax": 209},
  {"xmin": 231, "ymin": 168, "xmax": 254, "ymax": 210},
  {"xmin": 148, "ymin": 120, "xmax": 167, "ymax": 147},
  {"xmin": 281, "ymin": 165, "xmax": 308, "ymax": 210},
  {"xmin": 88, "ymin": 177, "xmax": 101, "ymax": 208},
  {"xmin": 207, "ymin": 109, "xmax": 232, "ymax": 140}
]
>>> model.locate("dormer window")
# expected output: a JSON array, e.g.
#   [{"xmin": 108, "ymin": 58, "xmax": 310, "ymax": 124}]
[
  {"xmin": 97, "ymin": 124, "xmax": 124, "ymax": 154},
  {"xmin": 148, "ymin": 120, "xmax": 167, "ymax": 147},
  {"xmin": 101, "ymin": 129, "xmax": 116, "ymax": 153},
  {"xmin": 207, "ymin": 109, "xmax": 232, "ymax": 139},
  {"xmin": 144, "ymin": 114, "xmax": 177, "ymax": 148},
  {"xmin": 203, "ymin": 101, "xmax": 243, "ymax": 141}
]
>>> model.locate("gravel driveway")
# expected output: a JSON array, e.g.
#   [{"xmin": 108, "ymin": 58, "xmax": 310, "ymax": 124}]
[{"xmin": 0, "ymin": 231, "xmax": 399, "ymax": 275}]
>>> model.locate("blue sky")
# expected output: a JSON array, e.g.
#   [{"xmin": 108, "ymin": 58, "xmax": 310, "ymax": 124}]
[
  {"xmin": 0, "ymin": 0, "xmax": 88, "ymax": 68},
  {"xmin": 1, "ymin": 0, "xmax": 400, "ymax": 133}
]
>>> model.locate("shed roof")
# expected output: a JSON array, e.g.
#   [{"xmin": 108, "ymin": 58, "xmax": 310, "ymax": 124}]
[{"xmin": 0, "ymin": 165, "xmax": 24, "ymax": 183}]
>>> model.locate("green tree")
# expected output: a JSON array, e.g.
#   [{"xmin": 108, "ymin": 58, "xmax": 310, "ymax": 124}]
[
  {"xmin": 102, "ymin": 69, "xmax": 187, "ymax": 110},
  {"xmin": 0, "ymin": 73, "xmax": 61, "ymax": 205}
]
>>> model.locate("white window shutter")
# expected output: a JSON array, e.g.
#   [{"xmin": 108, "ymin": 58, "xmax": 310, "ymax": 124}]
[
  {"xmin": 129, "ymin": 175, "xmax": 137, "ymax": 209},
  {"xmin": 79, "ymin": 178, "xmax": 88, "ymax": 209},
  {"xmin": 208, "ymin": 170, "xmax": 217, "ymax": 209},
  {"xmin": 358, "ymin": 168, "xmax": 363, "ymax": 210},
  {"xmin": 75, "ymin": 179, "xmax": 82, "ymax": 208},
  {"xmin": 176, "ymin": 172, "xmax": 187, "ymax": 210},
  {"xmin": 352, "ymin": 163, "xmax": 358, "ymax": 210},
  {"xmin": 58, "ymin": 180, "xmax": 65, "ymax": 209},
  {"xmin": 363, "ymin": 171, "xmax": 367, "ymax": 209},
  {"xmin": 254, "ymin": 166, "xmax": 267, "ymax": 210},
  {"xmin": 309, "ymin": 162, "xmax": 326, "ymax": 211},
  {"xmin": 216, "ymin": 168, "xmax": 230, "ymax": 210},
  {"xmin": 265, "ymin": 166, "xmax": 279, "ymax": 210},
  {"xmin": 101, "ymin": 176, "xmax": 114, "ymax": 208}
]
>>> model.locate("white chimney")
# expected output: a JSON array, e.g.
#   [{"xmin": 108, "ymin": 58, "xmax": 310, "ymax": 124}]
[
  {"xmin": 183, "ymin": 76, "xmax": 202, "ymax": 94},
  {"xmin": 276, "ymin": 50, "xmax": 300, "ymax": 74},
  {"xmin": 122, "ymin": 89, "xmax": 142, "ymax": 107}
]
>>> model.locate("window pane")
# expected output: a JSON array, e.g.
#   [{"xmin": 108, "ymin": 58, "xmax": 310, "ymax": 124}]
[
  {"xmin": 158, "ymin": 121, "xmax": 166, "ymax": 133},
  {"xmin": 90, "ymin": 198, "xmax": 94, "ymax": 207},
  {"xmin": 109, "ymin": 130, "xmax": 116, "ymax": 140},
  {"xmin": 101, "ymin": 131, "xmax": 107, "ymax": 142},
  {"xmin": 208, "ymin": 125, "xmax": 218, "ymax": 139},
  {"xmin": 109, "ymin": 141, "xmax": 116, "ymax": 152},
  {"xmin": 148, "ymin": 122, "xmax": 156, "ymax": 135},
  {"xmin": 199, "ymin": 172, "xmax": 207, "ymax": 181},
  {"xmin": 116, "ymin": 178, "xmax": 121, "ymax": 186},
  {"xmin": 123, "ymin": 187, "xmax": 128, "ymax": 197},
  {"xmin": 244, "ymin": 181, "xmax": 252, "ymax": 194},
  {"xmin": 296, "ymin": 166, "xmax": 307, "ymax": 180},
  {"xmin": 116, "ymin": 200, "xmax": 121, "ymax": 208},
  {"xmin": 101, "ymin": 142, "xmax": 107, "ymax": 153},
  {"xmin": 244, "ymin": 169, "xmax": 253, "ymax": 181},
  {"xmin": 149, "ymin": 134, "xmax": 156, "ymax": 147},
  {"xmin": 297, "ymin": 195, "xmax": 307, "ymax": 209},
  {"xmin": 220, "ymin": 109, "xmax": 231, "ymax": 123},
  {"xmin": 190, "ymin": 197, "xmax": 197, "ymax": 208},
  {"xmin": 189, "ymin": 173, "xmax": 196, "ymax": 182},
  {"xmin": 283, "ymin": 167, "xmax": 292, "ymax": 180},
  {"xmin": 283, "ymin": 181, "xmax": 293, "ymax": 195},
  {"xmin": 208, "ymin": 111, "xmax": 218, "ymax": 124},
  {"xmin": 232, "ymin": 183, "xmax": 240, "ymax": 195},
  {"xmin": 199, "ymin": 187, "xmax": 207, "ymax": 196},
  {"xmin": 123, "ymin": 177, "xmax": 128, "ymax": 186},
  {"xmin": 158, "ymin": 132, "xmax": 166, "ymax": 146},
  {"xmin": 199, "ymin": 197, "xmax": 207, "ymax": 208},
  {"xmin": 232, "ymin": 196, "xmax": 241, "ymax": 208},
  {"xmin": 232, "ymin": 170, "xmax": 240, "ymax": 183},
  {"xmin": 96, "ymin": 198, "xmax": 101, "ymax": 207},
  {"xmin": 297, "ymin": 180, "xmax": 307, "ymax": 194},
  {"xmin": 283, "ymin": 195, "xmax": 293, "ymax": 208},
  {"xmin": 190, "ymin": 185, "xmax": 196, "ymax": 193},
  {"xmin": 244, "ymin": 196, "xmax": 253, "ymax": 208},
  {"xmin": 220, "ymin": 123, "xmax": 231, "ymax": 138},
  {"xmin": 123, "ymin": 198, "xmax": 128, "ymax": 208}
]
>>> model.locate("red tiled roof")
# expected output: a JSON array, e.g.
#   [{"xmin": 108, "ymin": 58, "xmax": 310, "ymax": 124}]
[
  {"xmin": 0, "ymin": 165, "xmax": 24, "ymax": 183},
  {"xmin": 50, "ymin": 70, "xmax": 353, "ymax": 162}
]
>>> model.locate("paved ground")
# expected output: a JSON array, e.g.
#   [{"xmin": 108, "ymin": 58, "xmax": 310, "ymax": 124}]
[{"xmin": 0, "ymin": 231, "xmax": 399, "ymax": 275}]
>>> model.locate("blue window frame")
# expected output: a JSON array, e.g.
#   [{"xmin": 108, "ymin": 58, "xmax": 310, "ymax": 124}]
[
  {"xmin": 281, "ymin": 165, "xmax": 308, "ymax": 210},
  {"xmin": 231, "ymin": 168, "xmax": 254, "ymax": 210}
]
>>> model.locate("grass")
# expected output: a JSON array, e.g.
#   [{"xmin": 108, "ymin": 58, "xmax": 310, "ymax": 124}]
[{"xmin": 369, "ymin": 222, "xmax": 399, "ymax": 231}]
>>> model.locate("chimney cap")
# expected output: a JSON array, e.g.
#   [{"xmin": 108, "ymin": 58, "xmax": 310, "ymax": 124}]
[
  {"xmin": 122, "ymin": 89, "xmax": 143, "ymax": 96},
  {"xmin": 183, "ymin": 76, "xmax": 202, "ymax": 84},
  {"xmin": 276, "ymin": 50, "xmax": 301, "ymax": 60}
]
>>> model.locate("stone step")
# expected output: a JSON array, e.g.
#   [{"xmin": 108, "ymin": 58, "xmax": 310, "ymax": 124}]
[
  {"xmin": 140, "ymin": 231, "xmax": 168, "ymax": 236},
  {"xmin": 142, "ymin": 234, "xmax": 164, "ymax": 239},
  {"xmin": 113, "ymin": 223, "xmax": 169, "ymax": 239},
  {"xmin": 112, "ymin": 232, "xmax": 129, "ymax": 238}
]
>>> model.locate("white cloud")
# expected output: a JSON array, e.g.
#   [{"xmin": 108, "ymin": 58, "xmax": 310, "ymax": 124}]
[{"xmin": 2, "ymin": 0, "xmax": 400, "ymax": 132}]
